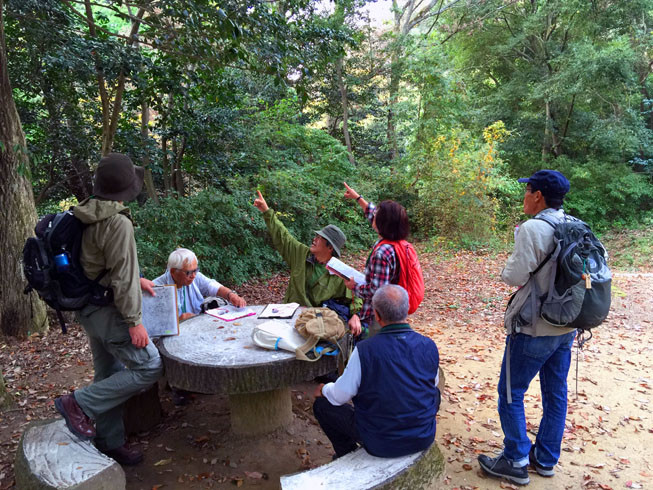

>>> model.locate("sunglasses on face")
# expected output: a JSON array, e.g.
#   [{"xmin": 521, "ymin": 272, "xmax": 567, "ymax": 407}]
[{"xmin": 181, "ymin": 268, "xmax": 199, "ymax": 277}]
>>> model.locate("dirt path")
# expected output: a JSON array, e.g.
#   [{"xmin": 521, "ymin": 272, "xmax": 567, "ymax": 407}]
[
  {"xmin": 1, "ymin": 250, "xmax": 651, "ymax": 489},
  {"xmin": 413, "ymin": 251, "xmax": 653, "ymax": 490}
]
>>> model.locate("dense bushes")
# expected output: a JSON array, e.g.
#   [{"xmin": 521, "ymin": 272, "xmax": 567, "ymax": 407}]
[
  {"xmin": 134, "ymin": 125, "xmax": 381, "ymax": 285},
  {"xmin": 37, "ymin": 120, "xmax": 653, "ymax": 288},
  {"xmin": 408, "ymin": 121, "xmax": 523, "ymax": 246}
]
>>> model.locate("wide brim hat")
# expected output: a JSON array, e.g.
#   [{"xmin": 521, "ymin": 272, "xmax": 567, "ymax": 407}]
[
  {"xmin": 93, "ymin": 153, "xmax": 144, "ymax": 202},
  {"xmin": 314, "ymin": 224, "xmax": 346, "ymax": 257}
]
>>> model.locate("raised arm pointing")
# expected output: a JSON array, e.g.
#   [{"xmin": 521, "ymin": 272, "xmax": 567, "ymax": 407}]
[
  {"xmin": 253, "ymin": 190, "xmax": 269, "ymax": 213},
  {"xmin": 343, "ymin": 182, "xmax": 368, "ymax": 211}
]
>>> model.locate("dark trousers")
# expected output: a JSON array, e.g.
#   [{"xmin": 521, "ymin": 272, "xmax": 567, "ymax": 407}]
[{"xmin": 313, "ymin": 397, "xmax": 361, "ymax": 457}]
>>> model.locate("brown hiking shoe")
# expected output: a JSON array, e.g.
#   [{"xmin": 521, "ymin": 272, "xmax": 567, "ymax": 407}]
[
  {"xmin": 100, "ymin": 443, "xmax": 144, "ymax": 466},
  {"xmin": 54, "ymin": 393, "xmax": 95, "ymax": 440}
]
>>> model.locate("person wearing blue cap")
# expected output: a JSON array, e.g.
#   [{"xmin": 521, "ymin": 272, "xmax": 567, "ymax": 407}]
[{"xmin": 478, "ymin": 170, "xmax": 577, "ymax": 485}]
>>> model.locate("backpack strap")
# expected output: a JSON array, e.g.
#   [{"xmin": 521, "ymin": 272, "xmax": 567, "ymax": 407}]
[{"xmin": 374, "ymin": 239, "xmax": 402, "ymax": 282}]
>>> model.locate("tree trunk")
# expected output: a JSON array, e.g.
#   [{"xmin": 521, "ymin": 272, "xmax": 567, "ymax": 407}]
[
  {"xmin": 0, "ymin": 0, "xmax": 48, "ymax": 337},
  {"xmin": 84, "ymin": 0, "xmax": 145, "ymax": 155},
  {"xmin": 0, "ymin": 370, "xmax": 11, "ymax": 408},
  {"xmin": 387, "ymin": 2, "xmax": 403, "ymax": 161},
  {"xmin": 336, "ymin": 57, "xmax": 355, "ymax": 165},
  {"xmin": 172, "ymin": 137, "xmax": 186, "ymax": 195},
  {"xmin": 141, "ymin": 101, "xmax": 158, "ymax": 203},
  {"xmin": 387, "ymin": 60, "xmax": 400, "ymax": 160}
]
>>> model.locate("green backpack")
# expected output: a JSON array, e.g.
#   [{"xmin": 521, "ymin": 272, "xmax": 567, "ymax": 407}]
[{"xmin": 294, "ymin": 308, "xmax": 346, "ymax": 362}]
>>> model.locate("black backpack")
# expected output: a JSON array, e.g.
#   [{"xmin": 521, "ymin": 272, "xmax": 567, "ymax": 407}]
[
  {"xmin": 23, "ymin": 210, "xmax": 113, "ymax": 333},
  {"xmin": 534, "ymin": 214, "xmax": 612, "ymax": 340}
]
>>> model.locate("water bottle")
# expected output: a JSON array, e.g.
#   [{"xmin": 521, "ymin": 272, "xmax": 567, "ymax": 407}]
[{"xmin": 54, "ymin": 252, "xmax": 70, "ymax": 272}]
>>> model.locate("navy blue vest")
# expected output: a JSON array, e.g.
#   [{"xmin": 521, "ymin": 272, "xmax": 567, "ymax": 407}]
[{"xmin": 354, "ymin": 323, "xmax": 440, "ymax": 457}]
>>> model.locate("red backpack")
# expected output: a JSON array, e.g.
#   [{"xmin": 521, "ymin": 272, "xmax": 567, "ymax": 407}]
[{"xmin": 375, "ymin": 239, "xmax": 425, "ymax": 314}]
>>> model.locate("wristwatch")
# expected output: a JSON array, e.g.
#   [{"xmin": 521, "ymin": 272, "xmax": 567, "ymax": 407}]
[{"xmin": 356, "ymin": 195, "xmax": 363, "ymax": 202}]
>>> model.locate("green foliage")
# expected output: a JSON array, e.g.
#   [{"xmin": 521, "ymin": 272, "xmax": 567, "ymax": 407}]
[
  {"xmin": 601, "ymin": 218, "xmax": 653, "ymax": 271},
  {"xmin": 134, "ymin": 188, "xmax": 279, "ymax": 286},
  {"xmin": 408, "ymin": 121, "xmax": 521, "ymax": 245},
  {"xmin": 553, "ymin": 157, "xmax": 653, "ymax": 229},
  {"xmin": 10, "ymin": 0, "xmax": 653, "ymax": 263},
  {"xmin": 135, "ymin": 125, "xmax": 378, "ymax": 284}
]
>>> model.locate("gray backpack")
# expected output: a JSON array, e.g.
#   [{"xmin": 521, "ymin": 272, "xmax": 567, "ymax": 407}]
[{"xmin": 508, "ymin": 214, "xmax": 611, "ymax": 341}]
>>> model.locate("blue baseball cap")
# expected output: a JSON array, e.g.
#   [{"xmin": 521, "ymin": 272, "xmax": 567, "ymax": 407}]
[{"xmin": 518, "ymin": 169, "xmax": 570, "ymax": 199}]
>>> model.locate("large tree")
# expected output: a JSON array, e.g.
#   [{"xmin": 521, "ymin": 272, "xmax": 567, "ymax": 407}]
[
  {"xmin": 448, "ymin": 0, "xmax": 653, "ymax": 169},
  {"xmin": 0, "ymin": 0, "xmax": 47, "ymax": 337}
]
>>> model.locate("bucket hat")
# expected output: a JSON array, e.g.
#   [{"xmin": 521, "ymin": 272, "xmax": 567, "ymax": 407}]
[
  {"xmin": 314, "ymin": 225, "xmax": 346, "ymax": 257},
  {"xmin": 93, "ymin": 153, "xmax": 144, "ymax": 202}
]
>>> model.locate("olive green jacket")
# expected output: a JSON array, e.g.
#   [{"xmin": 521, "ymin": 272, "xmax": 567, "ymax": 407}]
[
  {"xmin": 73, "ymin": 198, "xmax": 142, "ymax": 327},
  {"xmin": 263, "ymin": 209, "xmax": 361, "ymax": 313}
]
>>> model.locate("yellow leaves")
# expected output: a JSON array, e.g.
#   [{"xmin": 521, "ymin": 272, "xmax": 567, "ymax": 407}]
[{"xmin": 482, "ymin": 120, "xmax": 509, "ymax": 144}]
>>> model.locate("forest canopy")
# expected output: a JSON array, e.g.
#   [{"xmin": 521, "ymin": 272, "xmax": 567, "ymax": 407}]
[{"xmin": 5, "ymin": 0, "xmax": 653, "ymax": 284}]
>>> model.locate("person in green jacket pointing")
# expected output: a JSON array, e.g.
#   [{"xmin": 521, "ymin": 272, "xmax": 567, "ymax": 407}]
[{"xmin": 253, "ymin": 190, "xmax": 363, "ymax": 336}]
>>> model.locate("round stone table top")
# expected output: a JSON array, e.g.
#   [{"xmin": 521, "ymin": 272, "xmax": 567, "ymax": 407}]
[{"xmin": 158, "ymin": 305, "xmax": 339, "ymax": 394}]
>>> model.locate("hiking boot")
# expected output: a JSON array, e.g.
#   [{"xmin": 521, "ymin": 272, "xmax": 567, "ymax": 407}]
[
  {"xmin": 529, "ymin": 445, "xmax": 555, "ymax": 477},
  {"xmin": 171, "ymin": 388, "xmax": 192, "ymax": 406},
  {"xmin": 478, "ymin": 453, "xmax": 530, "ymax": 486},
  {"xmin": 100, "ymin": 443, "xmax": 144, "ymax": 466},
  {"xmin": 54, "ymin": 393, "xmax": 96, "ymax": 440}
]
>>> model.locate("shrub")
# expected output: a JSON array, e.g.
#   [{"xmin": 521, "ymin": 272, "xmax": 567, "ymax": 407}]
[
  {"xmin": 133, "ymin": 188, "xmax": 280, "ymax": 286},
  {"xmin": 550, "ymin": 157, "xmax": 653, "ymax": 230},
  {"xmin": 408, "ymin": 121, "xmax": 519, "ymax": 244}
]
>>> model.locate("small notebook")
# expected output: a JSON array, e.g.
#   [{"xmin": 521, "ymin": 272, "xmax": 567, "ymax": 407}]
[
  {"xmin": 142, "ymin": 285, "xmax": 179, "ymax": 337},
  {"xmin": 258, "ymin": 302, "xmax": 300, "ymax": 319},
  {"xmin": 326, "ymin": 257, "xmax": 366, "ymax": 285},
  {"xmin": 205, "ymin": 305, "xmax": 256, "ymax": 322}
]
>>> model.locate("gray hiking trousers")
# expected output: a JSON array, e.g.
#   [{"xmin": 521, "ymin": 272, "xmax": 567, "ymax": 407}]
[{"xmin": 74, "ymin": 304, "xmax": 163, "ymax": 451}]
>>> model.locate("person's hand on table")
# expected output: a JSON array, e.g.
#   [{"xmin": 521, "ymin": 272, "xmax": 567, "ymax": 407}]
[
  {"xmin": 348, "ymin": 314, "xmax": 362, "ymax": 337},
  {"xmin": 129, "ymin": 323, "xmax": 150, "ymax": 348},
  {"xmin": 179, "ymin": 312, "xmax": 195, "ymax": 322},
  {"xmin": 253, "ymin": 190, "xmax": 269, "ymax": 213},
  {"xmin": 229, "ymin": 293, "xmax": 247, "ymax": 308},
  {"xmin": 314, "ymin": 383, "xmax": 325, "ymax": 398},
  {"xmin": 140, "ymin": 278, "xmax": 156, "ymax": 296}
]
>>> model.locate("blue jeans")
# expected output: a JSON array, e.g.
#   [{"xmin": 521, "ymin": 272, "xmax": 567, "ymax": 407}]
[{"xmin": 497, "ymin": 331, "xmax": 576, "ymax": 467}]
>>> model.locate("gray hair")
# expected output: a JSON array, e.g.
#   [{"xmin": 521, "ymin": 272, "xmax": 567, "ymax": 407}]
[
  {"xmin": 372, "ymin": 284, "xmax": 409, "ymax": 323},
  {"xmin": 167, "ymin": 248, "xmax": 197, "ymax": 270}
]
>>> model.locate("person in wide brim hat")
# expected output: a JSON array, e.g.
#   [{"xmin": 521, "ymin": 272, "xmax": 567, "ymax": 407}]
[{"xmin": 93, "ymin": 153, "xmax": 144, "ymax": 202}]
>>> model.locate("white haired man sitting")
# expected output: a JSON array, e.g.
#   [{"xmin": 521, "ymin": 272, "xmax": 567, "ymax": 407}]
[
  {"xmin": 153, "ymin": 248, "xmax": 246, "ymax": 322},
  {"xmin": 313, "ymin": 284, "xmax": 440, "ymax": 459},
  {"xmin": 151, "ymin": 248, "xmax": 247, "ymax": 405}
]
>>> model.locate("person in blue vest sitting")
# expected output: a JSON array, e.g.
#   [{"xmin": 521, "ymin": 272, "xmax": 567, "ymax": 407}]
[{"xmin": 312, "ymin": 284, "xmax": 440, "ymax": 458}]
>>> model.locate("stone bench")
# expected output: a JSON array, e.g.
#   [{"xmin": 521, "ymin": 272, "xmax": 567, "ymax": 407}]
[
  {"xmin": 15, "ymin": 419, "xmax": 125, "ymax": 490},
  {"xmin": 280, "ymin": 442, "xmax": 444, "ymax": 490}
]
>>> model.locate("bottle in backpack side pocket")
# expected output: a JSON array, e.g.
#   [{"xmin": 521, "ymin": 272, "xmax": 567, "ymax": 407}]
[{"xmin": 54, "ymin": 251, "xmax": 70, "ymax": 272}]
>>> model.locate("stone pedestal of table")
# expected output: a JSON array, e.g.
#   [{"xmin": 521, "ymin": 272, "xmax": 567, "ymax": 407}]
[{"xmin": 158, "ymin": 306, "xmax": 339, "ymax": 435}]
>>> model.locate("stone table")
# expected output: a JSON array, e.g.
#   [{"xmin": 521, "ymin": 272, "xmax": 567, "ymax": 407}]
[{"xmin": 158, "ymin": 306, "xmax": 339, "ymax": 435}]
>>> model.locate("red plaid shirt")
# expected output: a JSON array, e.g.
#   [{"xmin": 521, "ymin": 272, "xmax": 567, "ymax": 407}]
[{"xmin": 355, "ymin": 203, "xmax": 399, "ymax": 324}]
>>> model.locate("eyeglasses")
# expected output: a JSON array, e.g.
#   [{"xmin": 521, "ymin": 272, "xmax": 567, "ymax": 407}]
[{"xmin": 181, "ymin": 268, "xmax": 199, "ymax": 277}]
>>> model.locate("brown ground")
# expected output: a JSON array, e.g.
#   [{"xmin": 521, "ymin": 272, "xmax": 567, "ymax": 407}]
[{"xmin": 1, "ymin": 248, "xmax": 651, "ymax": 489}]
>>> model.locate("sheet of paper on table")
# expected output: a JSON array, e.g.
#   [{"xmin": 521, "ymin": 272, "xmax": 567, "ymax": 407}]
[
  {"xmin": 205, "ymin": 305, "xmax": 256, "ymax": 321},
  {"xmin": 258, "ymin": 302, "xmax": 301, "ymax": 319},
  {"xmin": 326, "ymin": 257, "xmax": 367, "ymax": 285},
  {"xmin": 142, "ymin": 284, "xmax": 179, "ymax": 337}
]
